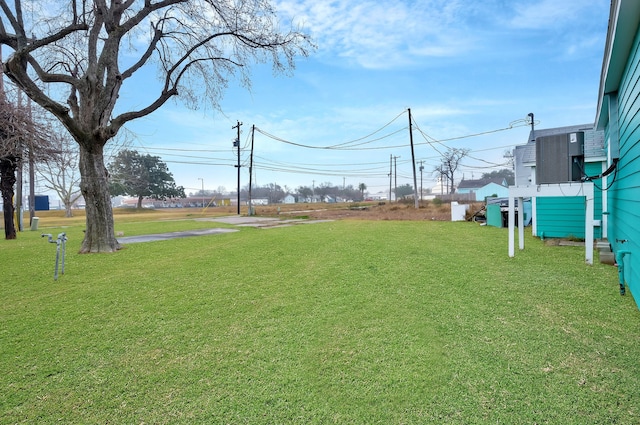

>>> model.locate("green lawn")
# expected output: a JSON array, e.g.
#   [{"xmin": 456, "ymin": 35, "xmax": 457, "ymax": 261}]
[{"xmin": 2, "ymin": 218, "xmax": 639, "ymax": 424}]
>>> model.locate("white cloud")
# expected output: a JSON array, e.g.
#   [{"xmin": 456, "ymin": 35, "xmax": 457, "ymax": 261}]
[
  {"xmin": 276, "ymin": 0, "xmax": 474, "ymax": 69},
  {"xmin": 276, "ymin": 0, "xmax": 609, "ymax": 69},
  {"xmin": 508, "ymin": 0, "xmax": 600, "ymax": 30}
]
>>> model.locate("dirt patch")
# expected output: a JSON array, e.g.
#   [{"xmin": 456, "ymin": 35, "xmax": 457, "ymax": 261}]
[
  {"xmin": 252, "ymin": 201, "xmax": 484, "ymax": 221},
  {"xmin": 544, "ymin": 238, "xmax": 585, "ymax": 247}
]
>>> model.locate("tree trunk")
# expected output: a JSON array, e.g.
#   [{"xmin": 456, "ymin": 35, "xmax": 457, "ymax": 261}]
[
  {"xmin": 78, "ymin": 143, "xmax": 120, "ymax": 253},
  {"xmin": 0, "ymin": 156, "xmax": 17, "ymax": 239},
  {"xmin": 64, "ymin": 202, "xmax": 73, "ymax": 218},
  {"xmin": 137, "ymin": 195, "xmax": 143, "ymax": 209}
]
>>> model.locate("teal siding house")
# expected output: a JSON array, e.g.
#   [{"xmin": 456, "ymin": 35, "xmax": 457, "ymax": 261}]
[
  {"xmin": 595, "ymin": 0, "xmax": 640, "ymax": 306},
  {"xmin": 457, "ymin": 178, "xmax": 509, "ymax": 201}
]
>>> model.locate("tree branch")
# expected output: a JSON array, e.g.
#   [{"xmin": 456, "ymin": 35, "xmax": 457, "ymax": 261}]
[
  {"xmin": 121, "ymin": 25, "xmax": 163, "ymax": 80},
  {"xmin": 108, "ymin": 87, "xmax": 177, "ymax": 135}
]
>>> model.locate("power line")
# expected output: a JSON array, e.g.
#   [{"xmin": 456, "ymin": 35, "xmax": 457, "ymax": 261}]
[
  {"xmin": 254, "ymin": 125, "xmax": 407, "ymax": 151},
  {"xmin": 135, "ymin": 146, "xmax": 232, "ymax": 153},
  {"xmin": 326, "ymin": 110, "xmax": 408, "ymax": 148},
  {"xmin": 126, "ymin": 109, "xmax": 528, "ymax": 192}
]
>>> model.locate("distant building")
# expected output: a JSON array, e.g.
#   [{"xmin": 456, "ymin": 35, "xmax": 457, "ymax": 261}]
[
  {"xmin": 367, "ymin": 192, "xmax": 388, "ymax": 201},
  {"xmin": 430, "ymin": 176, "xmax": 454, "ymax": 195},
  {"xmin": 457, "ymin": 178, "xmax": 508, "ymax": 201}
]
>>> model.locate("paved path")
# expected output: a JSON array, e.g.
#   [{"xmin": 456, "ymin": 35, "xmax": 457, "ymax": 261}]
[
  {"xmin": 118, "ymin": 228, "xmax": 237, "ymax": 244},
  {"xmin": 118, "ymin": 215, "xmax": 332, "ymax": 244}
]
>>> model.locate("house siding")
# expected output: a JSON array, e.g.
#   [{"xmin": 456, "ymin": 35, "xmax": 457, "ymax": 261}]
[
  {"xmin": 476, "ymin": 183, "xmax": 509, "ymax": 201},
  {"xmin": 457, "ymin": 182, "xmax": 508, "ymax": 201},
  {"xmin": 537, "ymin": 197, "xmax": 589, "ymax": 238},
  {"xmin": 608, "ymin": 19, "xmax": 640, "ymax": 302},
  {"xmin": 535, "ymin": 162, "xmax": 603, "ymax": 240}
]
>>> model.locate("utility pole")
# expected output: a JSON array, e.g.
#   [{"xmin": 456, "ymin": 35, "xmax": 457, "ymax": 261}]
[
  {"xmin": 408, "ymin": 108, "xmax": 419, "ymax": 209},
  {"xmin": 248, "ymin": 125, "xmax": 255, "ymax": 215},
  {"xmin": 389, "ymin": 154, "xmax": 392, "ymax": 202},
  {"xmin": 393, "ymin": 155, "xmax": 400, "ymax": 202},
  {"xmin": 418, "ymin": 160, "xmax": 425, "ymax": 203},
  {"xmin": 232, "ymin": 121, "xmax": 242, "ymax": 214}
]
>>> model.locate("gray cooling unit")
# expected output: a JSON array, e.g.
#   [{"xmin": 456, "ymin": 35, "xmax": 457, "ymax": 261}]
[{"xmin": 535, "ymin": 132, "xmax": 584, "ymax": 184}]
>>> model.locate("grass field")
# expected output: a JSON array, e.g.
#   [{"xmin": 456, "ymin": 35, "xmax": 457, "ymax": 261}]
[{"xmin": 2, "ymin": 211, "xmax": 640, "ymax": 424}]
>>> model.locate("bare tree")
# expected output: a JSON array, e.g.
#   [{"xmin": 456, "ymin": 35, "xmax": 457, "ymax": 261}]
[
  {"xmin": 0, "ymin": 84, "xmax": 47, "ymax": 238},
  {"xmin": 0, "ymin": 0, "xmax": 313, "ymax": 253},
  {"xmin": 37, "ymin": 128, "xmax": 82, "ymax": 217},
  {"xmin": 0, "ymin": 95, "xmax": 21, "ymax": 239},
  {"xmin": 433, "ymin": 148, "xmax": 469, "ymax": 194}
]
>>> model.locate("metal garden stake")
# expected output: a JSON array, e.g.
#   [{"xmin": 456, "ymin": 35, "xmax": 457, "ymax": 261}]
[{"xmin": 42, "ymin": 232, "xmax": 68, "ymax": 280}]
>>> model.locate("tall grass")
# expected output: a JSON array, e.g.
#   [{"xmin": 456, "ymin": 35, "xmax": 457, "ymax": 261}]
[{"xmin": 1, "ymin": 218, "xmax": 639, "ymax": 424}]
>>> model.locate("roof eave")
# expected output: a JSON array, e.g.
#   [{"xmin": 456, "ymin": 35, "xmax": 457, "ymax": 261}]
[{"xmin": 596, "ymin": 0, "xmax": 640, "ymax": 129}]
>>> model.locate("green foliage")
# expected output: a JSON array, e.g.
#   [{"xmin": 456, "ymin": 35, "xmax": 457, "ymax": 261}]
[
  {"xmin": 482, "ymin": 169, "xmax": 515, "ymax": 185},
  {"xmin": 358, "ymin": 182, "xmax": 367, "ymax": 199},
  {"xmin": 1, "ymin": 219, "xmax": 639, "ymax": 424},
  {"xmin": 432, "ymin": 197, "xmax": 443, "ymax": 206},
  {"xmin": 108, "ymin": 149, "xmax": 185, "ymax": 204},
  {"xmin": 394, "ymin": 183, "xmax": 414, "ymax": 198}
]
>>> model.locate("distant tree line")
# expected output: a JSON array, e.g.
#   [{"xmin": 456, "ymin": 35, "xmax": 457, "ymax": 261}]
[{"xmin": 213, "ymin": 182, "xmax": 368, "ymax": 204}]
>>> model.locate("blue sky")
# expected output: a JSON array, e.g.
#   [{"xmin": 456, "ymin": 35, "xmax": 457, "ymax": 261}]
[{"xmin": 122, "ymin": 0, "xmax": 610, "ymax": 197}]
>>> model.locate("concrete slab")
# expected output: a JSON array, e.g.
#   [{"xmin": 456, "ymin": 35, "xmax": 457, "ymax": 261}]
[
  {"xmin": 206, "ymin": 216, "xmax": 280, "ymax": 225},
  {"xmin": 118, "ymin": 228, "xmax": 237, "ymax": 244},
  {"xmin": 118, "ymin": 215, "xmax": 332, "ymax": 244},
  {"xmin": 202, "ymin": 216, "xmax": 333, "ymax": 228}
]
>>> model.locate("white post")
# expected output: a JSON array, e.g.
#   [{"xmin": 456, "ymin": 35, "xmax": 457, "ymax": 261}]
[
  {"xmin": 518, "ymin": 196, "xmax": 525, "ymax": 250},
  {"xmin": 531, "ymin": 196, "xmax": 538, "ymax": 236},
  {"xmin": 509, "ymin": 183, "xmax": 594, "ymax": 264},
  {"xmin": 508, "ymin": 195, "xmax": 516, "ymax": 257}
]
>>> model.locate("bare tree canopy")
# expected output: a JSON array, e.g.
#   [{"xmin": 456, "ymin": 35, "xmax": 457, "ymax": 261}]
[
  {"xmin": 433, "ymin": 148, "xmax": 469, "ymax": 194},
  {"xmin": 37, "ymin": 128, "xmax": 82, "ymax": 217},
  {"xmin": 0, "ymin": 0, "xmax": 314, "ymax": 252},
  {"xmin": 0, "ymin": 84, "xmax": 50, "ymax": 239},
  {"xmin": 0, "ymin": 94, "xmax": 23, "ymax": 239}
]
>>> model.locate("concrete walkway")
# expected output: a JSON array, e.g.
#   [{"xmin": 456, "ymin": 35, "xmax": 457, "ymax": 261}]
[
  {"xmin": 196, "ymin": 215, "xmax": 333, "ymax": 228},
  {"xmin": 118, "ymin": 228, "xmax": 237, "ymax": 244},
  {"xmin": 118, "ymin": 215, "xmax": 332, "ymax": 244}
]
